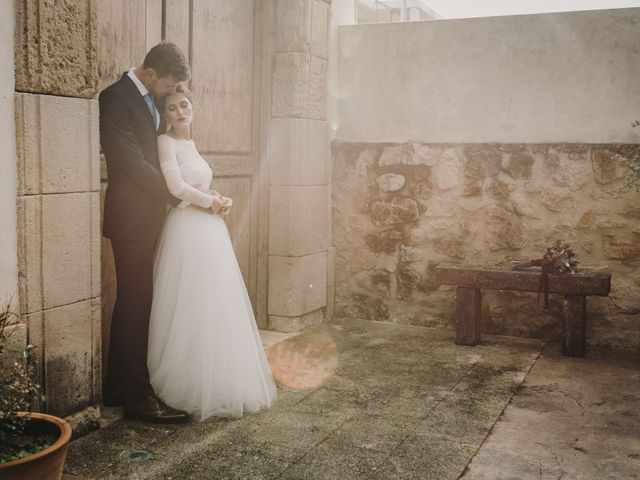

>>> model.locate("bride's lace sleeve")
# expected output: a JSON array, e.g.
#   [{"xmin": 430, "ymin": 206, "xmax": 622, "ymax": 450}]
[{"xmin": 158, "ymin": 135, "xmax": 214, "ymax": 209}]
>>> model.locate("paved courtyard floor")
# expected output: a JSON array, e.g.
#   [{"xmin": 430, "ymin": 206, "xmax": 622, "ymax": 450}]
[{"xmin": 64, "ymin": 318, "xmax": 640, "ymax": 480}]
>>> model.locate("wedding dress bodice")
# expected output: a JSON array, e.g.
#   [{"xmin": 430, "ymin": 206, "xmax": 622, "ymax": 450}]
[{"xmin": 157, "ymin": 134, "xmax": 213, "ymax": 209}]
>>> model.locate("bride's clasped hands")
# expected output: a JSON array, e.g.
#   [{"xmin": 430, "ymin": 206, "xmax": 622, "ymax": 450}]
[{"xmin": 201, "ymin": 189, "xmax": 232, "ymax": 216}]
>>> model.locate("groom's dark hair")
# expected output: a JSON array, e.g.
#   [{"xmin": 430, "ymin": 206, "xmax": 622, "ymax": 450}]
[{"xmin": 143, "ymin": 42, "xmax": 190, "ymax": 81}]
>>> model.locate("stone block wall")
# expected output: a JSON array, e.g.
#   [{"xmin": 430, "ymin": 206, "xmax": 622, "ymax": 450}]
[
  {"xmin": 15, "ymin": 93, "xmax": 101, "ymax": 417},
  {"xmin": 267, "ymin": 0, "xmax": 332, "ymax": 332},
  {"xmin": 332, "ymin": 142, "xmax": 640, "ymax": 350},
  {"xmin": 0, "ymin": 0, "xmax": 18, "ymax": 312},
  {"xmin": 13, "ymin": 0, "xmax": 100, "ymax": 422}
]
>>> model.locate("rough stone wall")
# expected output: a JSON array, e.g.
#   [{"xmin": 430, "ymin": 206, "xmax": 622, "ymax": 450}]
[
  {"xmin": 332, "ymin": 142, "xmax": 640, "ymax": 350},
  {"xmin": 268, "ymin": 0, "xmax": 333, "ymax": 332},
  {"xmin": 14, "ymin": 0, "xmax": 101, "ymax": 421},
  {"xmin": 15, "ymin": 0, "xmax": 97, "ymax": 98}
]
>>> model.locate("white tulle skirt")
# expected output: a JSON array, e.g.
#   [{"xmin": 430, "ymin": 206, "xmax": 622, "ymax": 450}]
[{"xmin": 148, "ymin": 207, "xmax": 277, "ymax": 421}]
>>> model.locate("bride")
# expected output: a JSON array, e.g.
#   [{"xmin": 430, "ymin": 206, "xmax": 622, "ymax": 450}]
[{"xmin": 147, "ymin": 84, "xmax": 277, "ymax": 421}]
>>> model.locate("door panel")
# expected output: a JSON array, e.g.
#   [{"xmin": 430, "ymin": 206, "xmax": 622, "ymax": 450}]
[
  {"xmin": 145, "ymin": 0, "xmax": 163, "ymax": 51},
  {"xmin": 164, "ymin": 0, "xmax": 190, "ymax": 55},
  {"xmin": 96, "ymin": 0, "xmax": 146, "ymax": 92},
  {"xmin": 190, "ymin": 0, "xmax": 255, "ymax": 153},
  {"xmin": 213, "ymin": 176, "xmax": 253, "ymax": 299}
]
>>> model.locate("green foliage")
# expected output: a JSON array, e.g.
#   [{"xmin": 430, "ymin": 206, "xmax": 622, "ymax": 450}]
[
  {"xmin": 0, "ymin": 301, "xmax": 45, "ymax": 463},
  {"xmin": 0, "ymin": 440, "xmax": 50, "ymax": 464}
]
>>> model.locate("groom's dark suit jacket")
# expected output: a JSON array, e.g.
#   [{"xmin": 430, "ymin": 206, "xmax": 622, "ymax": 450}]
[{"xmin": 99, "ymin": 73, "xmax": 179, "ymax": 242}]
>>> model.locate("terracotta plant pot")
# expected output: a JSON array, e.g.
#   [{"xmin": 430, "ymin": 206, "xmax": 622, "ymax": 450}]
[{"xmin": 0, "ymin": 412, "xmax": 72, "ymax": 480}]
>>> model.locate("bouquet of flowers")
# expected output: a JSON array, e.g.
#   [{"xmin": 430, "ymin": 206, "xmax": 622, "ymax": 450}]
[
  {"xmin": 541, "ymin": 240, "xmax": 578, "ymax": 275},
  {"xmin": 512, "ymin": 240, "xmax": 578, "ymax": 308}
]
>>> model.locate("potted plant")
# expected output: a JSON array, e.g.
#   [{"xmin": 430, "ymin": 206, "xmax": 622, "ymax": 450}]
[{"xmin": 0, "ymin": 301, "xmax": 72, "ymax": 479}]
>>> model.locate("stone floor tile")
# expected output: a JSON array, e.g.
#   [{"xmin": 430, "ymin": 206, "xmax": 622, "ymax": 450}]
[
  {"xmin": 461, "ymin": 343, "xmax": 640, "ymax": 480},
  {"xmin": 370, "ymin": 434, "xmax": 478, "ymax": 480},
  {"xmin": 327, "ymin": 413, "xmax": 410, "ymax": 452},
  {"xmin": 278, "ymin": 434, "xmax": 389, "ymax": 479}
]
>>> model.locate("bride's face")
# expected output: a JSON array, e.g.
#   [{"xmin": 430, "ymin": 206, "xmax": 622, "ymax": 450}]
[{"xmin": 163, "ymin": 92, "xmax": 194, "ymax": 130}]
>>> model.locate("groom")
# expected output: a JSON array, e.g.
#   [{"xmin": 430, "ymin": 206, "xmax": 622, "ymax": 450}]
[{"xmin": 99, "ymin": 42, "xmax": 191, "ymax": 423}]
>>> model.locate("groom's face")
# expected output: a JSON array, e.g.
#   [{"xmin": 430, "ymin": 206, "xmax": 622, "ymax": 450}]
[{"xmin": 146, "ymin": 69, "xmax": 179, "ymax": 97}]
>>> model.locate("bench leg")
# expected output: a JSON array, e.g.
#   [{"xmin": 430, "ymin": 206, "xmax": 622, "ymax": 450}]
[
  {"xmin": 562, "ymin": 295, "xmax": 587, "ymax": 357},
  {"xmin": 455, "ymin": 286, "xmax": 482, "ymax": 346}
]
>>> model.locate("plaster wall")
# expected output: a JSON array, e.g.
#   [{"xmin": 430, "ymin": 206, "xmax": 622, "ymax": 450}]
[
  {"xmin": 334, "ymin": 8, "xmax": 640, "ymax": 144},
  {"xmin": 328, "ymin": 0, "xmax": 355, "ymax": 143},
  {"xmin": 0, "ymin": 0, "xmax": 17, "ymax": 307}
]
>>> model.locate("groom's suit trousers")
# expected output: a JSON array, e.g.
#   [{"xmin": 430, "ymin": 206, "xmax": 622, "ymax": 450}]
[{"xmin": 106, "ymin": 239, "xmax": 156, "ymax": 403}]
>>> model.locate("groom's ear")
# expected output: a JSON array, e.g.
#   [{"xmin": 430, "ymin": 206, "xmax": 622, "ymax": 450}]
[{"xmin": 143, "ymin": 68, "xmax": 158, "ymax": 81}]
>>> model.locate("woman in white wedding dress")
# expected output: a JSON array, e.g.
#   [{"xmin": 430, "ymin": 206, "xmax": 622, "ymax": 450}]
[{"xmin": 147, "ymin": 85, "xmax": 277, "ymax": 421}]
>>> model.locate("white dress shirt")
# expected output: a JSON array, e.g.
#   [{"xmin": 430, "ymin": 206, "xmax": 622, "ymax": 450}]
[{"xmin": 127, "ymin": 68, "xmax": 160, "ymax": 129}]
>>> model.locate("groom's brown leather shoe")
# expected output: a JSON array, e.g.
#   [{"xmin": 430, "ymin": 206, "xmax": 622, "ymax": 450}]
[{"xmin": 123, "ymin": 395, "xmax": 190, "ymax": 424}]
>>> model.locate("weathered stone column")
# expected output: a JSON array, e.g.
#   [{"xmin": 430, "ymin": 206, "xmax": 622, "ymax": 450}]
[
  {"xmin": 14, "ymin": 0, "xmax": 100, "ymax": 430},
  {"xmin": 0, "ymin": 0, "xmax": 21, "ymax": 346},
  {"xmin": 268, "ymin": 0, "xmax": 332, "ymax": 332}
]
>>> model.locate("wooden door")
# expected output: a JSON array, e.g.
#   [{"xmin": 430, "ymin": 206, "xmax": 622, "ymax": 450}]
[
  {"xmin": 97, "ymin": 0, "xmax": 270, "ymax": 372},
  {"xmin": 177, "ymin": 0, "xmax": 266, "ymax": 322}
]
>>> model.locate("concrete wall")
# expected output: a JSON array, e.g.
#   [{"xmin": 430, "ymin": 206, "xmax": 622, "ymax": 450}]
[
  {"xmin": 333, "ymin": 8, "xmax": 640, "ymax": 144},
  {"xmin": 14, "ymin": 0, "xmax": 101, "ymax": 426},
  {"xmin": 422, "ymin": 0, "xmax": 640, "ymax": 19},
  {"xmin": 0, "ymin": 1, "xmax": 17, "ymax": 307}
]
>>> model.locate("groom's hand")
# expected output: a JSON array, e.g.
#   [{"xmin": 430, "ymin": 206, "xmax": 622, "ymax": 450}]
[
  {"xmin": 219, "ymin": 197, "xmax": 232, "ymax": 216},
  {"xmin": 210, "ymin": 196, "xmax": 225, "ymax": 214}
]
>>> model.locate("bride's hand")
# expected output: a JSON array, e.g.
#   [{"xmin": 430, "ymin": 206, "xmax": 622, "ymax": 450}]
[
  {"xmin": 219, "ymin": 196, "xmax": 232, "ymax": 215},
  {"xmin": 210, "ymin": 195, "xmax": 226, "ymax": 214}
]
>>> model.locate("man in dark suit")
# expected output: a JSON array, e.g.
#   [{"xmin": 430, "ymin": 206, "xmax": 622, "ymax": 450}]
[{"xmin": 99, "ymin": 42, "xmax": 192, "ymax": 423}]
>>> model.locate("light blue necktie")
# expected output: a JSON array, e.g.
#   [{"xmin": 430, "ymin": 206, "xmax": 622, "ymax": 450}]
[{"xmin": 143, "ymin": 93, "xmax": 158, "ymax": 128}]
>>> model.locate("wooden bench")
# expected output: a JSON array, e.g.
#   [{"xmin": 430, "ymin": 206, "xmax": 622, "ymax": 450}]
[{"xmin": 434, "ymin": 264, "xmax": 611, "ymax": 357}]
